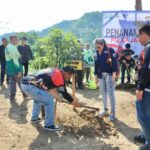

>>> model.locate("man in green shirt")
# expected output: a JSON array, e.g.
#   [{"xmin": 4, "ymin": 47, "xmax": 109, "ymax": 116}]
[
  {"xmin": 83, "ymin": 43, "xmax": 94, "ymax": 82},
  {"xmin": 5, "ymin": 36, "xmax": 26, "ymax": 100}
]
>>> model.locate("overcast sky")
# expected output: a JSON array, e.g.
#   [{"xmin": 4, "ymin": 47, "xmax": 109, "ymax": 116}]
[{"xmin": 0, "ymin": 0, "xmax": 149, "ymax": 34}]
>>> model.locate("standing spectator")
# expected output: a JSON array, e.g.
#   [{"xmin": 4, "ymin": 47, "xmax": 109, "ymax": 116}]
[
  {"xmin": 75, "ymin": 40, "xmax": 84, "ymax": 89},
  {"xmin": 120, "ymin": 43, "xmax": 135, "ymax": 84},
  {"xmin": 0, "ymin": 38, "xmax": 9, "ymax": 87},
  {"xmin": 18, "ymin": 37, "xmax": 33, "ymax": 76},
  {"xmin": 83, "ymin": 43, "xmax": 94, "ymax": 83},
  {"xmin": 120, "ymin": 52, "xmax": 135, "ymax": 84},
  {"xmin": 5, "ymin": 36, "xmax": 27, "ymax": 101},
  {"xmin": 94, "ymin": 38, "xmax": 118, "ymax": 121},
  {"xmin": 134, "ymin": 24, "xmax": 150, "ymax": 150}
]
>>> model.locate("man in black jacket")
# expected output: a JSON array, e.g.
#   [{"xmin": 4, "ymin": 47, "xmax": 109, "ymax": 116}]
[
  {"xmin": 18, "ymin": 37, "xmax": 33, "ymax": 76},
  {"xmin": 134, "ymin": 24, "xmax": 150, "ymax": 150},
  {"xmin": 0, "ymin": 38, "xmax": 9, "ymax": 87}
]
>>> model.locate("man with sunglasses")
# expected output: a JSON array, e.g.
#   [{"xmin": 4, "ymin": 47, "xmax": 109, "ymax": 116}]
[
  {"xmin": 94, "ymin": 38, "xmax": 118, "ymax": 121},
  {"xmin": 134, "ymin": 24, "xmax": 150, "ymax": 150}
]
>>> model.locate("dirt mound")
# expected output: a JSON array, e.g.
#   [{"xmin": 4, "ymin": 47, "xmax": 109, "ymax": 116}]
[{"xmin": 57, "ymin": 110, "xmax": 119, "ymax": 139}]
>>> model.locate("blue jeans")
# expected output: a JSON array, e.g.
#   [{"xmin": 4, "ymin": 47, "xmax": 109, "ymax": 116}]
[
  {"xmin": 136, "ymin": 91, "xmax": 150, "ymax": 144},
  {"xmin": 99, "ymin": 73, "xmax": 116, "ymax": 115},
  {"xmin": 21, "ymin": 84, "xmax": 54, "ymax": 126}
]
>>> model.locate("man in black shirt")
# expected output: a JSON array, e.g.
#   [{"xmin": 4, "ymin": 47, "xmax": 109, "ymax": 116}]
[
  {"xmin": 0, "ymin": 38, "xmax": 9, "ymax": 87},
  {"xmin": 21, "ymin": 66, "xmax": 81, "ymax": 131},
  {"xmin": 120, "ymin": 51, "xmax": 135, "ymax": 84},
  {"xmin": 18, "ymin": 37, "xmax": 33, "ymax": 76},
  {"xmin": 134, "ymin": 25, "xmax": 150, "ymax": 150}
]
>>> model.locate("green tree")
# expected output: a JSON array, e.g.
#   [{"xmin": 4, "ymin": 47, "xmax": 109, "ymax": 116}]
[{"xmin": 31, "ymin": 28, "xmax": 81, "ymax": 69}]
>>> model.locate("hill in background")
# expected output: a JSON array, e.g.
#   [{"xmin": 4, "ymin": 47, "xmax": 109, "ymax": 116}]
[
  {"xmin": 0, "ymin": 11, "xmax": 102, "ymax": 45},
  {"xmin": 39, "ymin": 11, "xmax": 102, "ymax": 44}
]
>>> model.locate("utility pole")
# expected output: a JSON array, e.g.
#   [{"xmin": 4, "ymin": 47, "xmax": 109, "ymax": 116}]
[{"xmin": 135, "ymin": 0, "xmax": 142, "ymax": 10}]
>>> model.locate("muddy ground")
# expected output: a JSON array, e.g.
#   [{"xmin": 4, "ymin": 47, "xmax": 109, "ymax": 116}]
[{"xmin": 0, "ymin": 83, "xmax": 141, "ymax": 150}]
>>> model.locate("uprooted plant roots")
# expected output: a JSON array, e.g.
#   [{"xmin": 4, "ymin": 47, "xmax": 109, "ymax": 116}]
[{"xmin": 56, "ymin": 109, "xmax": 119, "ymax": 139}]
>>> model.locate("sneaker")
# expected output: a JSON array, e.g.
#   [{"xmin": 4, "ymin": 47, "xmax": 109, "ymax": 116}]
[
  {"xmin": 98, "ymin": 110, "xmax": 108, "ymax": 118},
  {"xmin": 134, "ymin": 134, "xmax": 146, "ymax": 144},
  {"xmin": 108, "ymin": 114, "xmax": 115, "ymax": 121},
  {"xmin": 139, "ymin": 144, "xmax": 150, "ymax": 150},
  {"xmin": 44, "ymin": 125, "xmax": 61, "ymax": 131},
  {"xmin": 31, "ymin": 118, "xmax": 42, "ymax": 124}
]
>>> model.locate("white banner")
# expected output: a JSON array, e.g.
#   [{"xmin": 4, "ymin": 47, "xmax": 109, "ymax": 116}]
[{"xmin": 102, "ymin": 11, "xmax": 150, "ymax": 55}]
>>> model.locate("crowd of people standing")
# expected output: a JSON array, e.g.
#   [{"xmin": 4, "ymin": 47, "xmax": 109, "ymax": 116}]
[{"xmin": 0, "ymin": 24, "xmax": 150, "ymax": 150}]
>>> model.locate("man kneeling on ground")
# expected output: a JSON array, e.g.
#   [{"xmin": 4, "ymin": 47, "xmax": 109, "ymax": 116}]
[{"xmin": 21, "ymin": 66, "xmax": 81, "ymax": 131}]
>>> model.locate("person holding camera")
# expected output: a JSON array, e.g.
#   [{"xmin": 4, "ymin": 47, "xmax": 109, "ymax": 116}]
[{"xmin": 120, "ymin": 51, "xmax": 135, "ymax": 84}]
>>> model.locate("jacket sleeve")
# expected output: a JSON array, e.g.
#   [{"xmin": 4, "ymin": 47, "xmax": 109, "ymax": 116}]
[
  {"xmin": 58, "ymin": 86, "xmax": 74, "ymax": 103},
  {"xmin": 28, "ymin": 46, "xmax": 33, "ymax": 60},
  {"xmin": 94, "ymin": 60, "xmax": 98, "ymax": 75},
  {"xmin": 137, "ymin": 46, "xmax": 150, "ymax": 91},
  {"xmin": 110, "ymin": 48, "xmax": 118, "ymax": 72},
  {"xmin": 94, "ymin": 52, "xmax": 98, "ymax": 75}
]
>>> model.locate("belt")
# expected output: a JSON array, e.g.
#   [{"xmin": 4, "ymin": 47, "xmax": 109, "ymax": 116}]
[
  {"xmin": 22, "ymin": 81, "xmax": 35, "ymax": 86},
  {"xmin": 145, "ymin": 88, "xmax": 150, "ymax": 92},
  {"xmin": 22, "ymin": 81, "xmax": 44, "ymax": 90}
]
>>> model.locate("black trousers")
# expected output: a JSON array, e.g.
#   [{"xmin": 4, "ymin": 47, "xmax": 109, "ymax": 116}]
[
  {"xmin": 1, "ymin": 60, "xmax": 9, "ymax": 85},
  {"xmin": 121, "ymin": 66, "xmax": 131, "ymax": 84},
  {"xmin": 75, "ymin": 70, "xmax": 84, "ymax": 87},
  {"xmin": 84, "ymin": 67, "xmax": 91, "ymax": 82},
  {"xmin": 22, "ymin": 62, "xmax": 29, "ymax": 76}
]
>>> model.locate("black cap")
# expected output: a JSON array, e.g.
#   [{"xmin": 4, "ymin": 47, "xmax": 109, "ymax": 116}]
[
  {"xmin": 21, "ymin": 37, "xmax": 27, "ymax": 41},
  {"xmin": 62, "ymin": 66, "xmax": 75, "ymax": 74}
]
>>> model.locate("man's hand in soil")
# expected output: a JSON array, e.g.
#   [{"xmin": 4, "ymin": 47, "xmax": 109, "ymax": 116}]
[
  {"xmin": 136, "ymin": 90, "xmax": 143, "ymax": 101},
  {"xmin": 71, "ymin": 100, "xmax": 81, "ymax": 107}
]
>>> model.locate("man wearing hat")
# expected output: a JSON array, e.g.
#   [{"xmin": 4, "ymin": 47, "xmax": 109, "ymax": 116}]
[
  {"xmin": 18, "ymin": 37, "xmax": 33, "ymax": 76},
  {"xmin": 120, "ymin": 50, "xmax": 135, "ymax": 84}
]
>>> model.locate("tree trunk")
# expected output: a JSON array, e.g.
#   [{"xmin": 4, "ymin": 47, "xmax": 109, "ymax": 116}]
[{"xmin": 135, "ymin": 0, "xmax": 142, "ymax": 10}]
